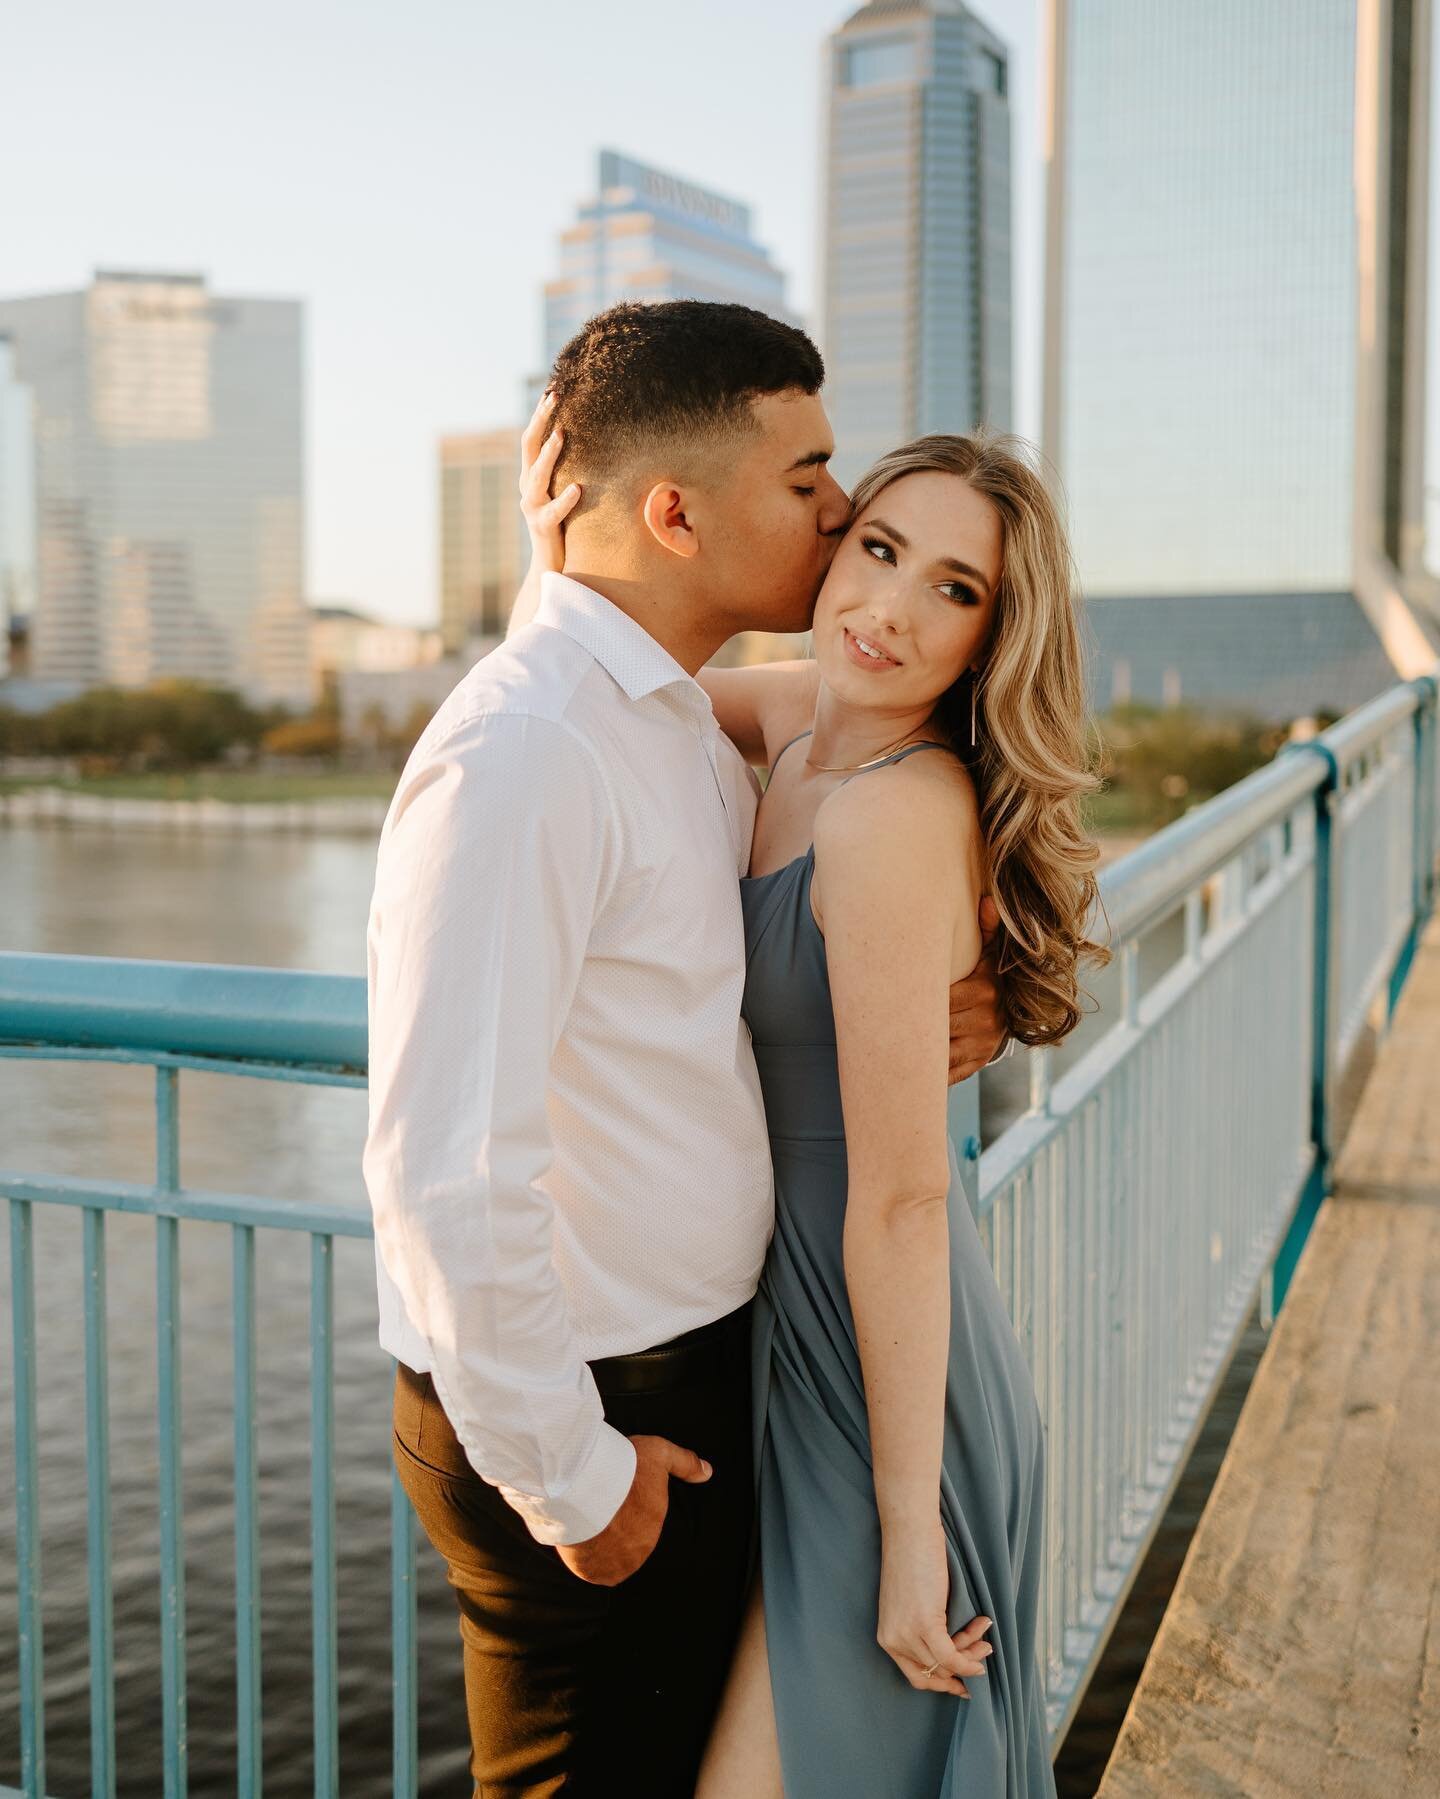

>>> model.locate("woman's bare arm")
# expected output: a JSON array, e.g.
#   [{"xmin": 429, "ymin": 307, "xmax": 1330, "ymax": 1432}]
[
  {"xmin": 698, "ymin": 659, "xmax": 820, "ymax": 768},
  {"xmin": 813, "ymin": 765, "xmax": 991, "ymax": 1694}
]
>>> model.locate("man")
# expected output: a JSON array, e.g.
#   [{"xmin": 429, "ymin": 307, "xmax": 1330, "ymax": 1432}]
[{"xmin": 364, "ymin": 300, "xmax": 1007, "ymax": 1797}]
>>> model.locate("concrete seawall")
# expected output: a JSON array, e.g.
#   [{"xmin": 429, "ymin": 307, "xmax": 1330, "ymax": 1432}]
[{"xmin": 0, "ymin": 786, "xmax": 389, "ymax": 836}]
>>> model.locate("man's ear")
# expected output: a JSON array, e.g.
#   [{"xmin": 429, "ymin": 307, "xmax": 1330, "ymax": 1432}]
[{"xmin": 641, "ymin": 483, "xmax": 700, "ymax": 559}]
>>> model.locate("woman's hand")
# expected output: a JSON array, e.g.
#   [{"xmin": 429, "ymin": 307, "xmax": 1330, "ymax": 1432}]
[
  {"xmin": 519, "ymin": 388, "xmax": 582, "ymax": 577},
  {"xmin": 877, "ymin": 1518, "xmax": 994, "ymax": 1698}
]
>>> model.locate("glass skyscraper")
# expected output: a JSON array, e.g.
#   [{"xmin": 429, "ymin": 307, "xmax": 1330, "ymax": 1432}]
[
  {"xmin": 1043, "ymin": 0, "xmax": 1435, "ymax": 690},
  {"xmin": 0, "ymin": 271, "xmax": 311, "ymax": 705},
  {"xmin": 439, "ymin": 429, "xmax": 524, "ymax": 655},
  {"xmin": 539, "ymin": 150, "xmax": 792, "ymax": 374},
  {"xmin": 822, "ymin": 0, "xmax": 1014, "ymax": 488}
]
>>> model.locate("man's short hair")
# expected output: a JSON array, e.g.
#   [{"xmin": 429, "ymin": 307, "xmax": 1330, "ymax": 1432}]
[{"xmin": 549, "ymin": 301, "xmax": 824, "ymax": 499}]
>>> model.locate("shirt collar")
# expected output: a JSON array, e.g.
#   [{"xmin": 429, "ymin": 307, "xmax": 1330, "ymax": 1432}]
[{"xmin": 535, "ymin": 573, "xmax": 707, "ymax": 708}]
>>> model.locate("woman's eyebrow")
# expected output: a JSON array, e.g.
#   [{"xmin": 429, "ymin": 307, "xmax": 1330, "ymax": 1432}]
[
  {"xmin": 867, "ymin": 518, "xmax": 992, "ymax": 592},
  {"xmin": 937, "ymin": 555, "xmax": 991, "ymax": 589}
]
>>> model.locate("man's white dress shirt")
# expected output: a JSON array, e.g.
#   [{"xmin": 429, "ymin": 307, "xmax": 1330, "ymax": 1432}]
[{"xmin": 364, "ymin": 574, "xmax": 774, "ymax": 1548}]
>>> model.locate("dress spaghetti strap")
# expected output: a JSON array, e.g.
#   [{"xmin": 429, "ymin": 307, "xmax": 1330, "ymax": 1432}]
[{"xmin": 767, "ymin": 730, "xmax": 813, "ymax": 778}]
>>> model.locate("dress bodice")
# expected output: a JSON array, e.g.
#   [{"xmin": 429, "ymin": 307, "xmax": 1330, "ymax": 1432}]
[
  {"xmin": 740, "ymin": 848, "xmax": 845, "ymax": 1141},
  {"xmin": 738, "ymin": 735, "xmax": 951, "ymax": 1143}
]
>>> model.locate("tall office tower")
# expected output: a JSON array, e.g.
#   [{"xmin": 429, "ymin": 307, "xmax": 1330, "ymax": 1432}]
[
  {"xmin": 439, "ymin": 429, "xmax": 524, "ymax": 654},
  {"xmin": 1043, "ymin": 0, "xmax": 1436, "ymax": 718},
  {"xmin": 0, "ymin": 335, "xmax": 37, "ymax": 682},
  {"xmin": 539, "ymin": 149, "xmax": 792, "ymax": 374},
  {"xmin": 821, "ymin": 0, "xmax": 1014, "ymax": 488},
  {"xmin": 0, "ymin": 271, "xmax": 311, "ymax": 706}
]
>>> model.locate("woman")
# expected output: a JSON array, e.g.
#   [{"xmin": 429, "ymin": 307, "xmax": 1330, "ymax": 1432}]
[{"xmin": 523, "ymin": 419, "xmax": 1104, "ymax": 1797}]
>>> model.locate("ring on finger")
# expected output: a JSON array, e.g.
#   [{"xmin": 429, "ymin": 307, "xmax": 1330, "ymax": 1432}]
[{"xmin": 923, "ymin": 1660, "xmax": 942, "ymax": 1679}]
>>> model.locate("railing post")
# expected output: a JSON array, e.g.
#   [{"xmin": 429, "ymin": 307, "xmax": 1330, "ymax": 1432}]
[
  {"xmin": 155, "ymin": 1066, "xmax": 188, "ymax": 1799},
  {"xmin": 1268, "ymin": 743, "xmax": 1341, "ymax": 1320},
  {"xmin": 1414, "ymin": 675, "xmax": 1438, "ymax": 917},
  {"xmin": 9, "ymin": 1198, "xmax": 45, "ymax": 1799}
]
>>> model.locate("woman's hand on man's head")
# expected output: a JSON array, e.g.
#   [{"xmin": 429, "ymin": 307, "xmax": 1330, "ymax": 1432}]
[{"xmin": 519, "ymin": 388, "xmax": 582, "ymax": 577}]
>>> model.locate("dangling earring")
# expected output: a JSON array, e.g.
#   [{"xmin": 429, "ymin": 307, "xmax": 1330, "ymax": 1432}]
[{"xmin": 969, "ymin": 669, "xmax": 979, "ymax": 748}]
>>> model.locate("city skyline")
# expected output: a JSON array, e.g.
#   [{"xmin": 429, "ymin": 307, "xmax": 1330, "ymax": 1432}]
[
  {"xmin": 4, "ymin": 0, "xmax": 1439, "ymax": 634},
  {"xmin": 1, "ymin": 0, "xmax": 1043, "ymax": 630}
]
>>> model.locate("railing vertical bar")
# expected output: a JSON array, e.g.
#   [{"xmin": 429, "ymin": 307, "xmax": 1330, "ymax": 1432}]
[
  {"xmin": 83, "ymin": 1205, "xmax": 117, "ymax": 1799},
  {"xmin": 390, "ymin": 1459, "xmax": 419, "ymax": 1799},
  {"xmin": 9, "ymin": 1197, "xmax": 46, "ymax": 1799},
  {"xmin": 310, "ymin": 1232, "xmax": 339, "ymax": 1798},
  {"xmin": 233, "ymin": 1222, "xmax": 262, "ymax": 1794},
  {"xmin": 155, "ymin": 1065, "xmax": 188, "ymax": 1799}
]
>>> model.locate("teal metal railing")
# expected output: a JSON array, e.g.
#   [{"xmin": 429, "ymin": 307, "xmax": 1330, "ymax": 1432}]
[
  {"xmin": 1, "ymin": 671, "xmax": 1436, "ymax": 1791},
  {"xmin": 0, "ymin": 968, "xmax": 417, "ymax": 1799},
  {"xmin": 973, "ymin": 672, "xmax": 1438, "ymax": 1737}
]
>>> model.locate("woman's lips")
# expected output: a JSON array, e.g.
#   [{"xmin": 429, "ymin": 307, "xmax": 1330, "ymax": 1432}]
[{"xmin": 843, "ymin": 627, "xmax": 901, "ymax": 670}]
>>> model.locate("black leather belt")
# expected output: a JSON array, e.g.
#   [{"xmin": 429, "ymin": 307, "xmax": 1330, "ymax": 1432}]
[{"xmin": 588, "ymin": 1301, "xmax": 752, "ymax": 1399}]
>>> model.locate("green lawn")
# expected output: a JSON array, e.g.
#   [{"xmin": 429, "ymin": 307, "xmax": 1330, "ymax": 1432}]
[{"xmin": 0, "ymin": 769, "xmax": 399, "ymax": 803}]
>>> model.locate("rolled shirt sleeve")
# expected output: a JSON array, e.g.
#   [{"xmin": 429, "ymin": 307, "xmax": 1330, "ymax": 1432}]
[{"xmin": 364, "ymin": 709, "xmax": 638, "ymax": 1545}]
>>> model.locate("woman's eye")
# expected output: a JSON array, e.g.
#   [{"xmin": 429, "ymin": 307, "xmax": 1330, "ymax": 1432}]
[
  {"xmin": 861, "ymin": 537, "xmax": 894, "ymax": 563},
  {"xmin": 940, "ymin": 582, "xmax": 981, "ymax": 606}
]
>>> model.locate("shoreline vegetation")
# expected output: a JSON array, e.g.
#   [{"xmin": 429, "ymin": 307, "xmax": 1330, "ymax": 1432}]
[
  {"xmin": 0, "ymin": 676, "xmax": 1323, "ymax": 845},
  {"xmin": 0, "ymin": 768, "xmax": 1172, "ymax": 853}
]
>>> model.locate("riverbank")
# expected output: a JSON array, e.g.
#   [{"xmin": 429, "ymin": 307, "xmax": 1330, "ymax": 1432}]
[
  {"xmin": 1, "ymin": 771, "xmax": 1157, "ymax": 852},
  {"xmin": 0, "ymin": 771, "xmax": 396, "ymax": 835},
  {"xmin": 0, "ymin": 784, "xmax": 390, "ymax": 835}
]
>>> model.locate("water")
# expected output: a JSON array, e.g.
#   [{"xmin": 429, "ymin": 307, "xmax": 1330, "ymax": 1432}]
[
  {"xmin": 0, "ymin": 827, "xmax": 469, "ymax": 1796},
  {"xmin": 0, "ymin": 824, "xmax": 1269, "ymax": 1796}
]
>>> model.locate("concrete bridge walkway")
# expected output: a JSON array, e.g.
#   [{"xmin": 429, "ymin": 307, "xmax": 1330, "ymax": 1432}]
[{"xmin": 1097, "ymin": 912, "xmax": 1440, "ymax": 1796}]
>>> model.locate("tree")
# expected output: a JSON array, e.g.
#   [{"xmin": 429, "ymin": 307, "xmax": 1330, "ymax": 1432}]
[{"xmin": 260, "ymin": 715, "xmax": 342, "ymax": 760}]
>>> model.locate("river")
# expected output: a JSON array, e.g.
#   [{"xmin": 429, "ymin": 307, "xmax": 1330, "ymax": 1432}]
[{"xmin": 0, "ymin": 824, "xmax": 1267, "ymax": 1796}]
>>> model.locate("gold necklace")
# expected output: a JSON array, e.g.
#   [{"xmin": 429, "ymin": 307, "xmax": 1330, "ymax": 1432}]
[{"xmin": 803, "ymin": 727, "xmax": 928, "ymax": 774}]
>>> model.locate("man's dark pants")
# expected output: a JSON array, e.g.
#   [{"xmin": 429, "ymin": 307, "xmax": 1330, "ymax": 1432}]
[{"xmin": 392, "ymin": 1305, "xmax": 755, "ymax": 1798}]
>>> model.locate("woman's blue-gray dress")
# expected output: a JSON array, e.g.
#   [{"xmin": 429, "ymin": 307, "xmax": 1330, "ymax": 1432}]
[{"xmin": 739, "ymin": 738, "xmax": 1056, "ymax": 1798}]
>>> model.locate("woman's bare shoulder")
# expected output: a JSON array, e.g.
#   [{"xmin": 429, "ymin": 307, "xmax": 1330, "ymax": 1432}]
[
  {"xmin": 811, "ymin": 750, "xmax": 984, "ymax": 939},
  {"xmin": 816, "ymin": 748, "xmax": 979, "ymax": 858}
]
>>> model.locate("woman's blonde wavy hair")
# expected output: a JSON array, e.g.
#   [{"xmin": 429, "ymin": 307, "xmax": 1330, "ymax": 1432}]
[{"xmin": 847, "ymin": 432, "xmax": 1110, "ymax": 1044}]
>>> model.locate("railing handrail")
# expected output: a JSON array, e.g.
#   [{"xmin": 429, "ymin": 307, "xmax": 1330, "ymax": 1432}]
[{"xmin": 0, "ymin": 951, "xmax": 366, "ymax": 1073}]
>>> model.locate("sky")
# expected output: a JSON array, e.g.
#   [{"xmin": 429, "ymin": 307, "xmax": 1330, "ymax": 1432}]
[
  {"xmin": 5, "ymin": 1, "xmax": 1438, "ymax": 626},
  {"xmin": 4, "ymin": 0, "xmax": 1042, "ymax": 628}
]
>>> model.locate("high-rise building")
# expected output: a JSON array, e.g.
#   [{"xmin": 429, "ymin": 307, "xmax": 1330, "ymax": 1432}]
[
  {"xmin": 821, "ymin": 0, "xmax": 1014, "ymax": 487},
  {"xmin": 1043, "ymin": 0, "xmax": 1436, "ymax": 713},
  {"xmin": 539, "ymin": 149, "xmax": 792, "ymax": 375},
  {"xmin": 439, "ymin": 429, "xmax": 524, "ymax": 654},
  {"xmin": 0, "ymin": 335, "xmax": 37, "ymax": 683},
  {"xmin": 0, "ymin": 271, "xmax": 311, "ymax": 706}
]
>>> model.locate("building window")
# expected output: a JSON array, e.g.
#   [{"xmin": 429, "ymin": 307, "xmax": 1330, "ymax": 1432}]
[
  {"xmin": 844, "ymin": 36, "xmax": 916, "ymax": 89},
  {"xmin": 978, "ymin": 49, "xmax": 1006, "ymax": 96}
]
